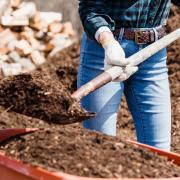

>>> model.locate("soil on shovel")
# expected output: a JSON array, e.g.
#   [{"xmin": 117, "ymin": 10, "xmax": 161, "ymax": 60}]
[
  {"xmin": 0, "ymin": 72, "xmax": 93, "ymax": 125},
  {"xmin": 1, "ymin": 124, "xmax": 180, "ymax": 179}
]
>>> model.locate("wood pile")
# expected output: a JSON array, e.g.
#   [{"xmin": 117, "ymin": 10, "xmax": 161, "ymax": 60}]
[{"xmin": 0, "ymin": 0, "xmax": 76, "ymax": 77}]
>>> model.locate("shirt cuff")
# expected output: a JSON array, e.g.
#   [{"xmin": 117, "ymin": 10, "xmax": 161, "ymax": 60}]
[{"xmin": 95, "ymin": 26, "xmax": 111, "ymax": 42}]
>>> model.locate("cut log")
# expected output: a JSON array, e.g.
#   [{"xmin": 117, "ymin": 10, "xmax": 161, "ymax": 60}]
[
  {"xmin": 48, "ymin": 22, "xmax": 63, "ymax": 34},
  {"xmin": 0, "ymin": 47, "xmax": 10, "ymax": 55},
  {"xmin": 30, "ymin": 50, "xmax": 46, "ymax": 65},
  {"xmin": 0, "ymin": 0, "xmax": 76, "ymax": 75},
  {"xmin": 15, "ymin": 40, "xmax": 33, "ymax": 56},
  {"xmin": 35, "ymin": 30, "xmax": 46, "ymax": 40},
  {"xmin": 21, "ymin": 32, "xmax": 40, "ymax": 50},
  {"xmin": 39, "ymin": 43, "xmax": 54, "ymax": 52},
  {"xmin": 49, "ymin": 39, "xmax": 74, "ymax": 58},
  {"xmin": 9, "ymin": 51, "xmax": 21, "ymax": 63},
  {"xmin": 10, "ymin": 0, "xmax": 21, "ymax": 8},
  {"xmin": 9, "ymin": 51, "xmax": 36, "ymax": 72},
  {"xmin": 20, "ymin": 32, "xmax": 34, "ymax": 44},
  {"xmin": 7, "ymin": 39, "xmax": 19, "ymax": 51},
  {"xmin": 0, "ymin": 0, "xmax": 10, "ymax": 18},
  {"xmin": 31, "ymin": 12, "xmax": 41, "ymax": 23},
  {"xmin": 27, "ymin": 36, "xmax": 41, "ymax": 50},
  {"xmin": 1, "ymin": 16, "xmax": 29, "ymax": 26},
  {"xmin": 62, "ymin": 22, "xmax": 75, "ymax": 36},
  {"xmin": 0, "ymin": 54, "xmax": 8, "ymax": 62},
  {"xmin": 40, "ymin": 12, "xmax": 62, "ymax": 25},
  {"xmin": 1, "ymin": 63, "xmax": 22, "ymax": 76},
  {"xmin": 19, "ymin": 58, "xmax": 36, "ymax": 72},
  {"xmin": 49, "ymin": 34, "xmax": 73, "ymax": 47},
  {"xmin": 0, "ymin": 29, "xmax": 17, "ymax": 48},
  {"xmin": 22, "ymin": 26, "xmax": 34, "ymax": 36},
  {"xmin": 12, "ymin": 2, "xmax": 36, "ymax": 19},
  {"xmin": 0, "ymin": 25, "xmax": 3, "ymax": 32},
  {"xmin": 29, "ymin": 21, "xmax": 45, "ymax": 31},
  {"xmin": 3, "ymin": 7, "xmax": 13, "ymax": 17}
]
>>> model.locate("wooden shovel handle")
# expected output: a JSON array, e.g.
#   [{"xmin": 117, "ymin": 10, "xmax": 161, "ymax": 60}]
[
  {"xmin": 71, "ymin": 71, "xmax": 112, "ymax": 101},
  {"xmin": 72, "ymin": 28, "xmax": 180, "ymax": 101}
]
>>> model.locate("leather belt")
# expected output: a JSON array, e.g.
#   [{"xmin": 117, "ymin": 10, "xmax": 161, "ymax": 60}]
[{"xmin": 113, "ymin": 27, "xmax": 166, "ymax": 44}]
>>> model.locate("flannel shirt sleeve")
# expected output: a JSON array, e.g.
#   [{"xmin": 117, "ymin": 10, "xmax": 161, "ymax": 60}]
[
  {"xmin": 78, "ymin": 0, "xmax": 115, "ymax": 40},
  {"xmin": 172, "ymin": 0, "xmax": 180, "ymax": 6}
]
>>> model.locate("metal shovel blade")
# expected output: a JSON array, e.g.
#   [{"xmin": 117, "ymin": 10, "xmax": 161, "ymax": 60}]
[{"xmin": 46, "ymin": 111, "xmax": 96, "ymax": 125}]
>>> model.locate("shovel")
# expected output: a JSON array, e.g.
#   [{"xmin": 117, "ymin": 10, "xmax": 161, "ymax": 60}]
[
  {"xmin": 0, "ymin": 29, "xmax": 179, "ymax": 125},
  {"xmin": 72, "ymin": 28, "xmax": 180, "ymax": 101}
]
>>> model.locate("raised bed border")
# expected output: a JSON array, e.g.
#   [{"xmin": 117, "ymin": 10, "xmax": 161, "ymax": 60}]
[{"xmin": 0, "ymin": 128, "xmax": 179, "ymax": 180}]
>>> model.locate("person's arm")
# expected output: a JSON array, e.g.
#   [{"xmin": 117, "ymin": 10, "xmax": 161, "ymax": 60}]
[
  {"xmin": 172, "ymin": 0, "xmax": 180, "ymax": 6},
  {"xmin": 78, "ymin": 0, "xmax": 115, "ymax": 41},
  {"xmin": 78, "ymin": 0, "xmax": 138, "ymax": 81}
]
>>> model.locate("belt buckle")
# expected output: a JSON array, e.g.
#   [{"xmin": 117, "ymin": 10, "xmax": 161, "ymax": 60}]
[{"xmin": 135, "ymin": 30, "xmax": 147, "ymax": 45}]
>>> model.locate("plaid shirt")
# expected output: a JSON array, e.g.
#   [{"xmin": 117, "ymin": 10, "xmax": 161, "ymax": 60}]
[{"xmin": 78, "ymin": 0, "xmax": 179, "ymax": 40}]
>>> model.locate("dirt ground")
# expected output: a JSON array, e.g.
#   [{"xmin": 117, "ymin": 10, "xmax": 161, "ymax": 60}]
[
  {"xmin": 0, "ymin": 5, "xmax": 179, "ymax": 179},
  {"xmin": 1, "ymin": 123, "xmax": 180, "ymax": 178}
]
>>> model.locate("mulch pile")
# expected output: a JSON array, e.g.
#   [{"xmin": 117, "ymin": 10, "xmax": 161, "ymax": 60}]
[
  {"xmin": 0, "ymin": 5, "xmax": 179, "ymax": 179},
  {"xmin": 1, "ymin": 124, "xmax": 180, "ymax": 178}
]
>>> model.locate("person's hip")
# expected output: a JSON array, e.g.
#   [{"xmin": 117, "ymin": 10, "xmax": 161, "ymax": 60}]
[{"xmin": 113, "ymin": 25, "xmax": 166, "ymax": 45}]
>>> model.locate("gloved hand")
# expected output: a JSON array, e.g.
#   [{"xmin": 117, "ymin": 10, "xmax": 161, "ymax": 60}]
[
  {"xmin": 114, "ymin": 65, "xmax": 139, "ymax": 82},
  {"xmin": 102, "ymin": 39, "xmax": 127, "ymax": 71},
  {"xmin": 98, "ymin": 31, "xmax": 138, "ymax": 81}
]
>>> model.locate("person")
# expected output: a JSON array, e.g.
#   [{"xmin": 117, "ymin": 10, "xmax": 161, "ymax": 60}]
[{"xmin": 77, "ymin": 0, "xmax": 180, "ymax": 151}]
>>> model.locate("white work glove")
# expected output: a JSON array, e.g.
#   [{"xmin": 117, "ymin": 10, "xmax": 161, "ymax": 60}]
[
  {"xmin": 102, "ymin": 39, "xmax": 127, "ymax": 71},
  {"xmin": 97, "ymin": 30, "xmax": 138, "ymax": 81},
  {"xmin": 102, "ymin": 39, "xmax": 138, "ymax": 82},
  {"xmin": 114, "ymin": 65, "xmax": 139, "ymax": 82}
]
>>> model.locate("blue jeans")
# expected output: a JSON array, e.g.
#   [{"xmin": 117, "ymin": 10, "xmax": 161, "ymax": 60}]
[{"xmin": 77, "ymin": 31, "xmax": 171, "ymax": 150}]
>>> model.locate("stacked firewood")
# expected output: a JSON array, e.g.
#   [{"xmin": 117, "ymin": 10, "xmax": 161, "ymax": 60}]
[{"xmin": 0, "ymin": 0, "xmax": 76, "ymax": 77}]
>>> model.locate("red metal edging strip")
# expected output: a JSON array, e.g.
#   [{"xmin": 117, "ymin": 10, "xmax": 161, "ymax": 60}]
[
  {"xmin": 127, "ymin": 140, "xmax": 180, "ymax": 166},
  {"xmin": 0, "ymin": 129, "xmax": 179, "ymax": 180},
  {"xmin": 0, "ymin": 128, "xmax": 38, "ymax": 143},
  {"xmin": 0, "ymin": 149, "xmax": 179, "ymax": 180}
]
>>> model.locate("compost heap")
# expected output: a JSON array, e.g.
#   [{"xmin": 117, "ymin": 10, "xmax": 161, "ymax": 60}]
[
  {"xmin": 1, "ymin": 124, "xmax": 180, "ymax": 178},
  {"xmin": 0, "ymin": 5, "xmax": 179, "ymax": 179}
]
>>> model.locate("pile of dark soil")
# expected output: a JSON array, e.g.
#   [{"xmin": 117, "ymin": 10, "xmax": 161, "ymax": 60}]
[
  {"xmin": 0, "ymin": 72, "xmax": 93, "ymax": 125},
  {"xmin": 1, "ymin": 124, "xmax": 180, "ymax": 178},
  {"xmin": 0, "ymin": 106, "xmax": 50, "ymax": 129}
]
